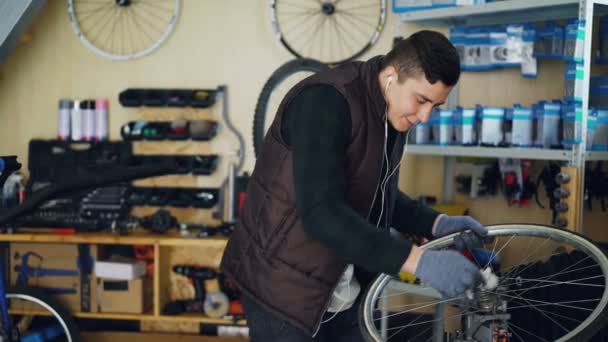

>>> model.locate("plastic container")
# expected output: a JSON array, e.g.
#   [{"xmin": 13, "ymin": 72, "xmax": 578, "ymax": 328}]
[
  {"xmin": 503, "ymin": 108, "xmax": 513, "ymax": 145},
  {"xmin": 505, "ymin": 24, "xmax": 523, "ymax": 67},
  {"xmin": 430, "ymin": 109, "xmax": 441, "ymax": 144},
  {"xmin": 587, "ymin": 112, "xmax": 597, "ymax": 150},
  {"xmin": 95, "ymin": 99, "xmax": 109, "ymax": 141},
  {"xmin": 521, "ymin": 23, "xmax": 538, "ymax": 78},
  {"xmin": 511, "ymin": 105, "xmax": 534, "ymax": 147},
  {"xmin": 489, "ymin": 27, "xmax": 509, "ymax": 68},
  {"xmin": 459, "ymin": 108, "xmax": 477, "ymax": 145},
  {"xmin": 58, "ymin": 99, "xmax": 72, "ymax": 141},
  {"xmin": 534, "ymin": 22, "xmax": 564, "ymax": 59},
  {"xmin": 450, "ymin": 26, "xmax": 467, "ymax": 66},
  {"xmin": 564, "ymin": 63, "xmax": 585, "ymax": 102},
  {"xmin": 593, "ymin": 109, "xmax": 608, "ymax": 151},
  {"xmin": 81, "ymin": 100, "xmax": 96, "ymax": 141},
  {"xmin": 561, "ymin": 101, "xmax": 583, "ymax": 149},
  {"xmin": 392, "ymin": 0, "xmax": 433, "ymax": 12},
  {"xmin": 454, "ymin": 107, "xmax": 477, "ymax": 145},
  {"xmin": 464, "ymin": 27, "xmax": 492, "ymax": 71},
  {"xmin": 71, "ymin": 100, "xmax": 83, "ymax": 141},
  {"xmin": 438, "ymin": 109, "xmax": 454, "ymax": 145},
  {"xmin": 480, "ymin": 107, "xmax": 505, "ymax": 146},
  {"xmin": 590, "ymin": 77, "xmax": 608, "ymax": 108},
  {"xmin": 550, "ymin": 22, "xmax": 565, "ymax": 58},
  {"xmin": 598, "ymin": 16, "xmax": 608, "ymax": 64},
  {"xmin": 534, "ymin": 101, "xmax": 562, "ymax": 149},
  {"xmin": 432, "ymin": 0, "xmax": 456, "ymax": 6},
  {"xmin": 413, "ymin": 122, "xmax": 432, "ymax": 144},
  {"xmin": 564, "ymin": 19, "xmax": 585, "ymax": 63}
]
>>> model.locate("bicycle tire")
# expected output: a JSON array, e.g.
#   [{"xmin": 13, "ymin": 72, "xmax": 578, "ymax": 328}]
[
  {"xmin": 359, "ymin": 224, "xmax": 608, "ymax": 342},
  {"xmin": 5, "ymin": 286, "xmax": 81, "ymax": 342},
  {"xmin": 269, "ymin": 0, "xmax": 387, "ymax": 65},
  {"xmin": 67, "ymin": 0, "xmax": 180, "ymax": 61},
  {"xmin": 253, "ymin": 58, "xmax": 328, "ymax": 158}
]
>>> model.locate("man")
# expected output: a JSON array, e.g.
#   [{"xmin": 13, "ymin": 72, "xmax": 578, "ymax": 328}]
[{"xmin": 221, "ymin": 30, "xmax": 488, "ymax": 341}]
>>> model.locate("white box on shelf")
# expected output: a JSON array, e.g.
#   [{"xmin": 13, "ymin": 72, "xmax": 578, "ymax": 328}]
[{"xmin": 95, "ymin": 258, "xmax": 147, "ymax": 280}]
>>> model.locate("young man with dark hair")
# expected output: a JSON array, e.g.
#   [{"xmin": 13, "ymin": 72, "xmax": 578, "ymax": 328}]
[{"xmin": 221, "ymin": 30, "xmax": 488, "ymax": 341}]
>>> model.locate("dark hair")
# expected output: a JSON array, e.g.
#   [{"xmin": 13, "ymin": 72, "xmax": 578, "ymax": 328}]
[{"xmin": 382, "ymin": 30, "xmax": 460, "ymax": 86}]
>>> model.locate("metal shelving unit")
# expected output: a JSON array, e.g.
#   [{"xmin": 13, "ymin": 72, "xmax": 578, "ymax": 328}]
[
  {"xmin": 397, "ymin": 0, "xmax": 608, "ymax": 26},
  {"xmin": 587, "ymin": 151, "xmax": 608, "ymax": 161},
  {"xmin": 398, "ymin": 0, "xmax": 608, "ymax": 232},
  {"xmin": 406, "ymin": 145, "xmax": 573, "ymax": 161}
]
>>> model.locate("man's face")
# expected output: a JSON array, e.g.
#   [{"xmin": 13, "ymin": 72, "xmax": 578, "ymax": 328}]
[{"xmin": 385, "ymin": 75, "xmax": 452, "ymax": 132}]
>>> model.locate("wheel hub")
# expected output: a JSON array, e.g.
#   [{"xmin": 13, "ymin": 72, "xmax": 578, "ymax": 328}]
[
  {"xmin": 116, "ymin": 0, "xmax": 131, "ymax": 7},
  {"xmin": 321, "ymin": 2, "xmax": 336, "ymax": 15}
]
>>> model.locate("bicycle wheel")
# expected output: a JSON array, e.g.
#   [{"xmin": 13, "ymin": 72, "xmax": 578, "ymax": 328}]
[
  {"xmin": 3, "ymin": 286, "xmax": 81, "ymax": 341},
  {"xmin": 253, "ymin": 58, "xmax": 328, "ymax": 158},
  {"xmin": 270, "ymin": 0, "xmax": 386, "ymax": 65},
  {"xmin": 359, "ymin": 224, "xmax": 608, "ymax": 342},
  {"xmin": 67, "ymin": 0, "xmax": 180, "ymax": 60}
]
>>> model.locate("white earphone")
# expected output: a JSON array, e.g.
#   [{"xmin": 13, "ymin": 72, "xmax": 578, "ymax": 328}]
[{"xmin": 385, "ymin": 76, "xmax": 393, "ymax": 93}]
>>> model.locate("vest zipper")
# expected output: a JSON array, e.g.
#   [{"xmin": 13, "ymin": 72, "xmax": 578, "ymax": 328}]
[{"xmin": 312, "ymin": 129, "xmax": 390, "ymax": 337}]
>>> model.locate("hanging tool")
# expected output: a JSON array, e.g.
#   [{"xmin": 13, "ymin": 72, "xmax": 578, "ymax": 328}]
[{"xmin": 535, "ymin": 163, "xmax": 561, "ymax": 224}]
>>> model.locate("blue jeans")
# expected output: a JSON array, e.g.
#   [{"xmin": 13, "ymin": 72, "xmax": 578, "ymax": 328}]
[{"xmin": 242, "ymin": 294, "xmax": 365, "ymax": 342}]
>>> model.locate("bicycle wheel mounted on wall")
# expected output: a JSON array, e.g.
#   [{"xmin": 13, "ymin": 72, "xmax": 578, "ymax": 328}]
[{"xmin": 270, "ymin": 0, "xmax": 386, "ymax": 66}]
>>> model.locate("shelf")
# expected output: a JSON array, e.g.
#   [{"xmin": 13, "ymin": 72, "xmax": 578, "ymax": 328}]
[
  {"xmin": 10, "ymin": 308, "xmax": 245, "ymax": 325},
  {"xmin": 406, "ymin": 145, "xmax": 573, "ymax": 161},
  {"xmin": 0, "ymin": 230, "xmax": 229, "ymax": 247},
  {"xmin": 397, "ymin": 0, "xmax": 606, "ymax": 26},
  {"xmin": 586, "ymin": 151, "xmax": 608, "ymax": 161}
]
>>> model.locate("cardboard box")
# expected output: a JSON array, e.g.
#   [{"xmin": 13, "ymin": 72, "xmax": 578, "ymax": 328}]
[
  {"xmin": 98, "ymin": 277, "xmax": 152, "ymax": 314},
  {"xmin": 10, "ymin": 242, "xmax": 97, "ymax": 313},
  {"xmin": 95, "ymin": 258, "xmax": 147, "ymax": 280}
]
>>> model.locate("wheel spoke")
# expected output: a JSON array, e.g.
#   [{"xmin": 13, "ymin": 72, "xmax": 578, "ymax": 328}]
[
  {"xmin": 70, "ymin": 0, "xmax": 178, "ymax": 59},
  {"xmin": 360, "ymin": 225, "xmax": 608, "ymax": 342},
  {"xmin": 509, "ymin": 322, "xmax": 551, "ymax": 342},
  {"xmin": 272, "ymin": 0, "xmax": 385, "ymax": 64}
]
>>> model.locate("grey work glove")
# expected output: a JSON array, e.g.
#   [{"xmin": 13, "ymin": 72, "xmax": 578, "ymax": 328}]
[
  {"xmin": 433, "ymin": 215, "xmax": 490, "ymax": 251},
  {"xmin": 414, "ymin": 249, "xmax": 482, "ymax": 298}
]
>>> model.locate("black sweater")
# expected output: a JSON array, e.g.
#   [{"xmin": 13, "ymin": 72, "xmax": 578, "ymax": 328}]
[{"xmin": 281, "ymin": 84, "xmax": 439, "ymax": 285}]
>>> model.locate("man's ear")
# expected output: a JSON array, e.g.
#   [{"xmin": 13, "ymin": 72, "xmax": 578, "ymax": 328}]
[{"xmin": 384, "ymin": 65, "xmax": 398, "ymax": 82}]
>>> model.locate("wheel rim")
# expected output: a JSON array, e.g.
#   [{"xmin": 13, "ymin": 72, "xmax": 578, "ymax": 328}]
[
  {"xmin": 361, "ymin": 224, "xmax": 608, "ymax": 342},
  {"xmin": 7, "ymin": 293, "xmax": 75, "ymax": 342},
  {"xmin": 270, "ymin": 0, "xmax": 386, "ymax": 65},
  {"xmin": 67, "ymin": 0, "xmax": 180, "ymax": 60}
]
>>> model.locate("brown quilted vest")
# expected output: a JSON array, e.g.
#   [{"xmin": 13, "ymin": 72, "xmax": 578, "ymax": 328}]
[{"xmin": 220, "ymin": 56, "xmax": 405, "ymax": 335}]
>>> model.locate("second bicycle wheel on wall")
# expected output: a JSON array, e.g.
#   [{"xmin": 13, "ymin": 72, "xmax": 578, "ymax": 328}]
[{"xmin": 270, "ymin": 0, "xmax": 386, "ymax": 65}]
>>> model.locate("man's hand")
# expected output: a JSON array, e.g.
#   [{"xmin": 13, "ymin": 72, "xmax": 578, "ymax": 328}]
[
  {"xmin": 432, "ymin": 215, "xmax": 489, "ymax": 250},
  {"xmin": 413, "ymin": 249, "xmax": 482, "ymax": 298}
]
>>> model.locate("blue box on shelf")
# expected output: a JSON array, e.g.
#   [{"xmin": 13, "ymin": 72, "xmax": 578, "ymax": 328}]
[
  {"xmin": 587, "ymin": 111, "xmax": 597, "ymax": 150},
  {"xmin": 592, "ymin": 109, "xmax": 608, "ymax": 151},
  {"xmin": 432, "ymin": 109, "xmax": 455, "ymax": 146},
  {"xmin": 510, "ymin": 105, "xmax": 534, "ymax": 147},
  {"xmin": 413, "ymin": 121, "xmax": 432, "ymax": 145},
  {"xmin": 591, "ymin": 77, "xmax": 608, "ymax": 108},
  {"xmin": 454, "ymin": 107, "xmax": 477, "ymax": 145},
  {"xmin": 597, "ymin": 16, "xmax": 608, "ymax": 64},
  {"xmin": 480, "ymin": 106, "xmax": 505, "ymax": 146},
  {"xmin": 534, "ymin": 101, "xmax": 562, "ymax": 149},
  {"xmin": 392, "ymin": 0, "xmax": 455, "ymax": 13},
  {"xmin": 561, "ymin": 101, "xmax": 583, "ymax": 149}
]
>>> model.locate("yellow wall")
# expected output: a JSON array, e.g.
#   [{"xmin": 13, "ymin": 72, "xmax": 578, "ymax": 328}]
[
  {"xmin": 0, "ymin": 0, "xmax": 396, "ymax": 171},
  {"xmin": 0, "ymin": 2, "xmax": 605, "ymax": 240}
]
